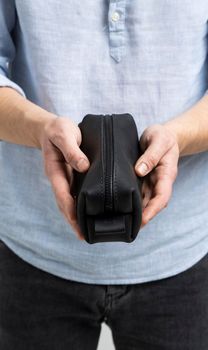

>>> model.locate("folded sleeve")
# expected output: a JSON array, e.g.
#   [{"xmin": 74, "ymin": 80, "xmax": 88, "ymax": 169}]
[{"xmin": 0, "ymin": 0, "xmax": 25, "ymax": 97}]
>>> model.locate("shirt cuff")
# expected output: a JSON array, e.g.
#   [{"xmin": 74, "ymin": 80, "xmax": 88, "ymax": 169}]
[
  {"xmin": 0, "ymin": 73, "xmax": 26, "ymax": 98},
  {"xmin": 203, "ymin": 89, "xmax": 208, "ymax": 97}
]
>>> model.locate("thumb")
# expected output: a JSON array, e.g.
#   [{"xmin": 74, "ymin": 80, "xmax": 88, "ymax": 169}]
[
  {"xmin": 53, "ymin": 135, "xmax": 90, "ymax": 172},
  {"xmin": 64, "ymin": 139, "xmax": 90, "ymax": 172},
  {"xmin": 135, "ymin": 142, "xmax": 166, "ymax": 177}
]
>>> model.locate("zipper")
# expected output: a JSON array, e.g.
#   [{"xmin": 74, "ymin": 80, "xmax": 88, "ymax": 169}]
[{"xmin": 103, "ymin": 114, "xmax": 114, "ymax": 212}]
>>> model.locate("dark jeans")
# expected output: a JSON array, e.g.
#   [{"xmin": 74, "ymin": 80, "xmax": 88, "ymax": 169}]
[{"xmin": 0, "ymin": 240, "xmax": 208, "ymax": 350}]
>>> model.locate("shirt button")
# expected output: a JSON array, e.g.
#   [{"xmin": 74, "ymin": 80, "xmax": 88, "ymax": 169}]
[{"xmin": 111, "ymin": 11, "xmax": 120, "ymax": 22}]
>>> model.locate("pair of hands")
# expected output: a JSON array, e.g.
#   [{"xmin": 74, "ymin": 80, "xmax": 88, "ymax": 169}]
[{"xmin": 40, "ymin": 116, "xmax": 180, "ymax": 240}]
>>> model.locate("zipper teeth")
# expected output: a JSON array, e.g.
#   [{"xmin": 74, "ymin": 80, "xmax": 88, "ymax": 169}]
[{"xmin": 104, "ymin": 115, "xmax": 114, "ymax": 212}]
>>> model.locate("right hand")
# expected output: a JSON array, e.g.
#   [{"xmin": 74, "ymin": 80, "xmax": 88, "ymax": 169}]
[{"xmin": 39, "ymin": 116, "xmax": 90, "ymax": 240}]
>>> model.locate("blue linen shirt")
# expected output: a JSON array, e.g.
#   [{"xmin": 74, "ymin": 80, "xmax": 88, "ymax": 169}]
[{"xmin": 0, "ymin": 0, "xmax": 208, "ymax": 284}]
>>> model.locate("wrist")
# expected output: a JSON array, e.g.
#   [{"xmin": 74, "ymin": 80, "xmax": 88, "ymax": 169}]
[
  {"xmin": 163, "ymin": 95, "xmax": 208, "ymax": 157},
  {"xmin": 23, "ymin": 104, "xmax": 57, "ymax": 149},
  {"xmin": 163, "ymin": 119, "xmax": 187, "ymax": 156},
  {"xmin": 0, "ymin": 87, "xmax": 57, "ymax": 149}
]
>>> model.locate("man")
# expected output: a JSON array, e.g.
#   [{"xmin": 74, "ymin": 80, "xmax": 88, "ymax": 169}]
[{"xmin": 0, "ymin": 1, "xmax": 208, "ymax": 349}]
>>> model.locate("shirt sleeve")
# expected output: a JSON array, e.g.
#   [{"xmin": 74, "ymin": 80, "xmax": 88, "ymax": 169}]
[{"xmin": 0, "ymin": 0, "xmax": 26, "ymax": 97}]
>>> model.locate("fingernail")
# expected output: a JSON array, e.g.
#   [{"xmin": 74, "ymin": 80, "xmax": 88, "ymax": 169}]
[
  {"xmin": 76, "ymin": 158, "xmax": 89, "ymax": 171},
  {"xmin": 136, "ymin": 162, "xmax": 148, "ymax": 176}
]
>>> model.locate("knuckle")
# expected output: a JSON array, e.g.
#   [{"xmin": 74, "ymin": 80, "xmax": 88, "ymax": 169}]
[
  {"xmin": 165, "ymin": 166, "xmax": 178, "ymax": 182},
  {"xmin": 65, "ymin": 149, "xmax": 76, "ymax": 164},
  {"xmin": 142, "ymin": 217, "xmax": 149, "ymax": 226},
  {"xmin": 68, "ymin": 216, "xmax": 76, "ymax": 226},
  {"xmin": 57, "ymin": 190, "xmax": 68, "ymax": 204},
  {"xmin": 161, "ymin": 193, "xmax": 171, "ymax": 209},
  {"xmin": 146, "ymin": 154, "xmax": 158, "ymax": 168},
  {"xmin": 140, "ymin": 131, "xmax": 152, "ymax": 148},
  {"xmin": 148, "ymin": 124, "xmax": 162, "ymax": 138},
  {"xmin": 163, "ymin": 201, "xmax": 168, "ymax": 208},
  {"xmin": 52, "ymin": 133, "xmax": 64, "ymax": 147},
  {"xmin": 65, "ymin": 211, "xmax": 77, "ymax": 228},
  {"xmin": 57, "ymin": 200, "xmax": 65, "ymax": 213},
  {"xmin": 46, "ymin": 121, "xmax": 67, "ymax": 145},
  {"xmin": 152, "ymin": 127, "xmax": 162, "ymax": 139},
  {"xmin": 154, "ymin": 199, "xmax": 166, "ymax": 213},
  {"xmin": 44, "ymin": 117, "xmax": 59, "ymax": 136},
  {"xmin": 57, "ymin": 197, "xmax": 70, "ymax": 218}
]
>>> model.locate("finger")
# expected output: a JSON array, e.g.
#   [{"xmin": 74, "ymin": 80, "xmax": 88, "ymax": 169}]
[
  {"xmin": 142, "ymin": 175, "xmax": 173, "ymax": 226},
  {"xmin": 141, "ymin": 180, "xmax": 152, "ymax": 209},
  {"xmin": 135, "ymin": 137, "xmax": 173, "ymax": 177},
  {"xmin": 47, "ymin": 159, "xmax": 84, "ymax": 240},
  {"xmin": 65, "ymin": 162, "xmax": 73, "ymax": 187},
  {"xmin": 52, "ymin": 134, "xmax": 90, "ymax": 173}
]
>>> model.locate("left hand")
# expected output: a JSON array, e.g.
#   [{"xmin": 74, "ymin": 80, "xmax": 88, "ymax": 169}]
[{"xmin": 134, "ymin": 124, "xmax": 180, "ymax": 227}]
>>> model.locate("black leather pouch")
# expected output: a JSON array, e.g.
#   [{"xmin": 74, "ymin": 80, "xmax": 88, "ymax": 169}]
[{"xmin": 71, "ymin": 113, "xmax": 143, "ymax": 244}]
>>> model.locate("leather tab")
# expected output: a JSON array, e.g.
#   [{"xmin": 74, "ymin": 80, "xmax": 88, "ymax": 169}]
[
  {"xmin": 94, "ymin": 215, "xmax": 126, "ymax": 235},
  {"xmin": 86, "ymin": 214, "xmax": 133, "ymax": 243}
]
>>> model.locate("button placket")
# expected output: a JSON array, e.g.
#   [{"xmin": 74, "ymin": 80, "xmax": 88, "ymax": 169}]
[{"xmin": 108, "ymin": 0, "xmax": 127, "ymax": 63}]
